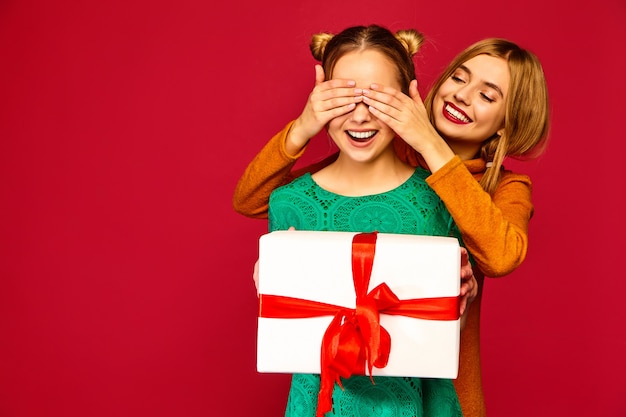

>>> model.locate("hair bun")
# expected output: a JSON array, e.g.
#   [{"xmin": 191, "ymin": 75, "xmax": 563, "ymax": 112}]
[
  {"xmin": 310, "ymin": 33, "xmax": 334, "ymax": 61},
  {"xmin": 395, "ymin": 29, "xmax": 424, "ymax": 57}
]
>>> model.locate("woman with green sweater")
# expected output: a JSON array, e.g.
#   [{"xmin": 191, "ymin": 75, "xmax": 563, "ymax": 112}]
[{"xmin": 235, "ymin": 28, "xmax": 550, "ymax": 417}]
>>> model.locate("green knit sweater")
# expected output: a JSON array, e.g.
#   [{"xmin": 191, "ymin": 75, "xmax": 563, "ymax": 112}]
[{"xmin": 269, "ymin": 168, "xmax": 463, "ymax": 417}]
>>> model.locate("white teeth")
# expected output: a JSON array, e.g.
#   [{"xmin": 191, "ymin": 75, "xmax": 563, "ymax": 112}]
[
  {"xmin": 347, "ymin": 130, "xmax": 377, "ymax": 139},
  {"xmin": 445, "ymin": 104, "xmax": 470, "ymax": 123}
]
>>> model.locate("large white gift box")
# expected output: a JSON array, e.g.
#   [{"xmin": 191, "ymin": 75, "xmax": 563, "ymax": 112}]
[{"xmin": 257, "ymin": 230, "xmax": 461, "ymax": 379}]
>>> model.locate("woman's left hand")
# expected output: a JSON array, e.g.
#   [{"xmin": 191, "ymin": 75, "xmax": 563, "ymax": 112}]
[
  {"xmin": 458, "ymin": 247, "xmax": 478, "ymax": 330},
  {"xmin": 458, "ymin": 247, "xmax": 478, "ymax": 316},
  {"xmin": 362, "ymin": 80, "xmax": 435, "ymax": 149},
  {"xmin": 363, "ymin": 80, "xmax": 454, "ymax": 173}
]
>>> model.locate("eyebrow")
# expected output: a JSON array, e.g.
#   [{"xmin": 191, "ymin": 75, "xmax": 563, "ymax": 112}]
[{"xmin": 458, "ymin": 64, "xmax": 505, "ymax": 99}]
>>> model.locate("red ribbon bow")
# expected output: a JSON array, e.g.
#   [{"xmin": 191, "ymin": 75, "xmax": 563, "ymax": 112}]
[{"xmin": 259, "ymin": 232, "xmax": 459, "ymax": 417}]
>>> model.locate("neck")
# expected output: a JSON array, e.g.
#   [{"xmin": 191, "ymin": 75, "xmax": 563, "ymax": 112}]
[
  {"xmin": 312, "ymin": 150, "xmax": 414, "ymax": 197},
  {"xmin": 446, "ymin": 140, "xmax": 481, "ymax": 161}
]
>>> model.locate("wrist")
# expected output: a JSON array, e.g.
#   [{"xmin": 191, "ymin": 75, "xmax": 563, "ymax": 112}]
[
  {"xmin": 416, "ymin": 136, "xmax": 455, "ymax": 173},
  {"xmin": 285, "ymin": 119, "xmax": 310, "ymax": 156}
]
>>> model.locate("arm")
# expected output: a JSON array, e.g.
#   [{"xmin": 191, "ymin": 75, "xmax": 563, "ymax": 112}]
[
  {"xmin": 427, "ymin": 156, "xmax": 533, "ymax": 277},
  {"xmin": 362, "ymin": 81, "xmax": 533, "ymax": 277},
  {"xmin": 232, "ymin": 120, "xmax": 338, "ymax": 218},
  {"xmin": 233, "ymin": 121, "xmax": 303, "ymax": 219}
]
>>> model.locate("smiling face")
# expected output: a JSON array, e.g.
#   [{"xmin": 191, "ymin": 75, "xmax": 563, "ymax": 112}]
[
  {"xmin": 432, "ymin": 54, "xmax": 510, "ymax": 159},
  {"xmin": 327, "ymin": 49, "xmax": 400, "ymax": 164}
]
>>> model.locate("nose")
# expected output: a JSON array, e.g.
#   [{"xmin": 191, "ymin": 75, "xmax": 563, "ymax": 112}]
[
  {"xmin": 350, "ymin": 101, "xmax": 371, "ymax": 123},
  {"xmin": 453, "ymin": 85, "xmax": 471, "ymax": 105}
]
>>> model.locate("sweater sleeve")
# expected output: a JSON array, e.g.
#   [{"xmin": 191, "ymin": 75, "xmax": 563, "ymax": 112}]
[
  {"xmin": 426, "ymin": 156, "xmax": 534, "ymax": 277},
  {"xmin": 232, "ymin": 121, "xmax": 302, "ymax": 219},
  {"xmin": 232, "ymin": 121, "xmax": 337, "ymax": 219}
]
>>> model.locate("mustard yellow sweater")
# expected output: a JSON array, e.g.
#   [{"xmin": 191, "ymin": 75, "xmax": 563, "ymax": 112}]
[{"xmin": 233, "ymin": 121, "xmax": 535, "ymax": 417}]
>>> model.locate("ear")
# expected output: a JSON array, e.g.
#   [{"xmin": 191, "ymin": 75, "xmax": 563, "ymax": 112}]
[{"xmin": 496, "ymin": 128, "xmax": 505, "ymax": 137}]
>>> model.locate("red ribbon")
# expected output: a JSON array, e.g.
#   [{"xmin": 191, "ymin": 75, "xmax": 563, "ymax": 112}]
[{"xmin": 259, "ymin": 232, "xmax": 460, "ymax": 417}]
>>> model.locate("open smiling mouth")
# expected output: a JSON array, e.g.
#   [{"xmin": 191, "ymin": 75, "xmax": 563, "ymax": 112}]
[
  {"xmin": 347, "ymin": 130, "xmax": 378, "ymax": 142},
  {"xmin": 445, "ymin": 103, "xmax": 472, "ymax": 123}
]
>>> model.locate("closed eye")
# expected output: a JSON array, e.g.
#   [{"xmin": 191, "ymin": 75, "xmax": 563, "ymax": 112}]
[{"xmin": 480, "ymin": 93, "xmax": 495, "ymax": 103}]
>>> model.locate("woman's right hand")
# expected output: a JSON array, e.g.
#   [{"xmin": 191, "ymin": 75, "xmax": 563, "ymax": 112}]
[{"xmin": 286, "ymin": 65, "xmax": 363, "ymax": 154}]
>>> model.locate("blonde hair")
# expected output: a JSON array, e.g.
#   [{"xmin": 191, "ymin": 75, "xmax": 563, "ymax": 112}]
[
  {"xmin": 425, "ymin": 38, "xmax": 550, "ymax": 194},
  {"xmin": 310, "ymin": 25, "xmax": 424, "ymax": 94}
]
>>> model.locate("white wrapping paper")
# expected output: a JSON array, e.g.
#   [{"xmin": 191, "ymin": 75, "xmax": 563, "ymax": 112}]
[{"xmin": 257, "ymin": 230, "xmax": 461, "ymax": 378}]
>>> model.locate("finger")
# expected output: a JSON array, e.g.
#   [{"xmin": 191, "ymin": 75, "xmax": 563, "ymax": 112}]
[
  {"xmin": 317, "ymin": 97, "xmax": 361, "ymax": 116},
  {"xmin": 459, "ymin": 248, "xmax": 473, "ymax": 280},
  {"xmin": 459, "ymin": 281, "xmax": 469, "ymax": 296},
  {"xmin": 362, "ymin": 86, "xmax": 405, "ymax": 120},
  {"xmin": 409, "ymin": 80, "xmax": 425, "ymax": 106},
  {"xmin": 367, "ymin": 83, "xmax": 412, "ymax": 105},
  {"xmin": 287, "ymin": 226, "xmax": 296, "ymax": 231},
  {"xmin": 363, "ymin": 98, "xmax": 401, "ymax": 123},
  {"xmin": 364, "ymin": 84, "xmax": 401, "ymax": 106},
  {"xmin": 316, "ymin": 82, "xmax": 359, "ymax": 99},
  {"xmin": 310, "ymin": 86, "xmax": 360, "ymax": 116},
  {"xmin": 459, "ymin": 295, "xmax": 468, "ymax": 316},
  {"xmin": 253, "ymin": 259, "xmax": 260, "ymax": 296},
  {"xmin": 314, "ymin": 64, "xmax": 326, "ymax": 86},
  {"xmin": 409, "ymin": 79, "xmax": 420, "ymax": 98},
  {"xmin": 368, "ymin": 82, "xmax": 402, "ymax": 95}
]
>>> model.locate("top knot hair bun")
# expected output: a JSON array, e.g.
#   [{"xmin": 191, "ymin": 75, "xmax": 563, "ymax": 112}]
[
  {"xmin": 310, "ymin": 33, "xmax": 334, "ymax": 62},
  {"xmin": 394, "ymin": 29, "xmax": 424, "ymax": 57}
]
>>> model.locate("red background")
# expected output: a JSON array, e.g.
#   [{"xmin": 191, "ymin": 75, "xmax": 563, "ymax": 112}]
[{"xmin": 1, "ymin": 1, "xmax": 625, "ymax": 416}]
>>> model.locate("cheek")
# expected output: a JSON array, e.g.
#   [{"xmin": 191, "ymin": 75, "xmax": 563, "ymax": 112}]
[
  {"xmin": 431, "ymin": 98, "xmax": 445, "ymax": 123},
  {"xmin": 488, "ymin": 107, "xmax": 506, "ymax": 131},
  {"xmin": 326, "ymin": 117, "xmax": 346, "ymax": 139},
  {"xmin": 436, "ymin": 82, "xmax": 454, "ymax": 98},
  {"xmin": 432, "ymin": 93, "xmax": 447, "ymax": 113},
  {"xmin": 327, "ymin": 115, "xmax": 344, "ymax": 129},
  {"xmin": 379, "ymin": 119, "xmax": 391, "ymax": 130},
  {"xmin": 497, "ymin": 108, "xmax": 507, "ymax": 129},
  {"xmin": 476, "ymin": 104, "xmax": 502, "ymax": 125},
  {"xmin": 479, "ymin": 110, "xmax": 505, "ymax": 139}
]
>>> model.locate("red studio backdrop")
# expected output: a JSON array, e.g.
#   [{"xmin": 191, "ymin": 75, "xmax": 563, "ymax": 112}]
[{"xmin": 1, "ymin": 1, "xmax": 624, "ymax": 416}]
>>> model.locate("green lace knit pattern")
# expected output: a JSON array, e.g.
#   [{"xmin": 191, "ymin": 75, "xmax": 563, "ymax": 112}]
[
  {"xmin": 286, "ymin": 374, "xmax": 462, "ymax": 417},
  {"xmin": 267, "ymin": 167, "xmax": 463, "ymax": 417},
  {"xmin": 269, "ymin": 168, "xmax": 454, "ymax": 236}
]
